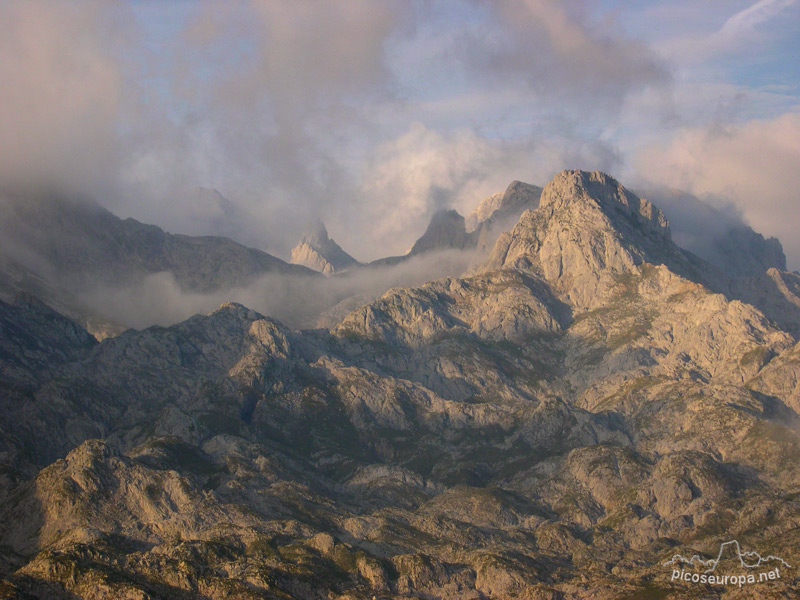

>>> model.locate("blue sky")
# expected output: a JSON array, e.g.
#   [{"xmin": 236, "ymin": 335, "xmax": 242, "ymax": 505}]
[{"xmin": 1, "ymin": 0, "xmax": 798, "ymax": 264}]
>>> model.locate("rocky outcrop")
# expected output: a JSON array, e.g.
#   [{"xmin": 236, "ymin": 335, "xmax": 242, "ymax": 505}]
[
  {"xmin": 485, "ymin": 170, "xmax": 696, "ymax": 310},
  {"xmin": 467, "ymin": 180, "xmax": 543, "ymax": 265},
  {"xmin": 290, "ymin": 220, "xmax": 360, "ymax": 275},
  {"xmin": 409, "ymin": 210, "xmax": 472, "ymax": 255},
  {"xmin": 334, "ymin": 269, "xmax": 568, "ymax": 347},
  {"xmin": 367, "ymin": 209, "xmax": 477, "ymax": 268}
]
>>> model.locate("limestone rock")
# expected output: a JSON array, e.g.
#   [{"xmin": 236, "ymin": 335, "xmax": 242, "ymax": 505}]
[{"xmin": 290, "ymin": 220, "xmax": 359, "ymax": 275}]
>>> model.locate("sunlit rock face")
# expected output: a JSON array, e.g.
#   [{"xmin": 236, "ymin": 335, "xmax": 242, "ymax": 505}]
[
  {"xmin": 2, "ymin": 170, "xmax": 800, "ymax": 599},
  {"xmin": 290, "ymin": 220, "xmax": 360, "ymax": 276}
]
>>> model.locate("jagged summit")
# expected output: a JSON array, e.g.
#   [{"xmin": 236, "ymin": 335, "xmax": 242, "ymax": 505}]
[
  {"xmin": 467, "ymin": 180, "xmax": 543, "ymax": 263},
  {"xmin": 539, "ymin": 170, "xmax": 670, "ymax": 236},
  {"xmin": 485, "ymin": 170, "xmax": 693, "ymax": 309},
  {"xmin": 366, "ymin": 209, "xmax": 477, "ymax": 269},
  {"xmin": 298, "ymin": 220, "xmax": 333, "ymax": 248},
  {"xmin": 466, "ymin": 180, "xmax": 542, "ymax": 232},
  {"xmin": 409, "ymin": 209, "xmax": 471, "ymax": 256},
  {"xmin": 708, "ymin": 224, "xmax": 786, "ymax": 277},
  {"xmin": 466, "ymin": 191, "xmax": 504, "ymax": 233},
  {"xmin": 290, "ymin": 220, "xmax": 359, "ymax": 275}
]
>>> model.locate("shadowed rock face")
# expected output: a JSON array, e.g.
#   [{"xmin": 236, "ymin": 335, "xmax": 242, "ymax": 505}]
[
  {"xmin": 1, "ymin": 170, "xmax": 800, "ymax": 599},
  {"xmin": 0, "ymin": 192, "xmax": 320, "ymax": 337},
  {"xmin": 409, "ymin": 209, "xmax": 471, "ymax": 256}
]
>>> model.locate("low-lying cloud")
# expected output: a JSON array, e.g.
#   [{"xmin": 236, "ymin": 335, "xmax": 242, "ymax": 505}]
[
  {"xmin": 77, "ymin": 249, "xmax": 475, "ymax": 332},
  {"xmin": 0, "ymin": 0, "xmax": 675, "ymax": 263}
]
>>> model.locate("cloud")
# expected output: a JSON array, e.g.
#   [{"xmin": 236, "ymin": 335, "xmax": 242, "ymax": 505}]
[
  {"xmin": 109, "ymin": 1, "xmax": 411, "ymax": 255},
  {"xmin": 0, "ymin": 1, "xmax": 128, "ymax": 197},
  {"xmin": 718, "ymin": 0, "xmax": 797, "ymax": 38},
  {"xmin": 468, "ymin": 0, "xmax": 670, "ymax": 112},
  {"xmin": 346, "ymin": 122, "xmax": 623, "ymax": 261},
  {"xmin": 0, "ymin": 0, "xmax": 794, "ymax": 275},
  {"xmin": 635, "ymin": 112, "xmax": 800, "ymax": 269},
  {"xmin": 634, "ymin": 186, "xmax": 746, "ymax": 260},
  {"xmin": 77, "ymin": 249, "xmax": 475, "ymax": 331},
  {"xmin": 0, "ymin": 0, "xmax": 663, "ymax": 262},
  {"xmin": 353, "ymin": 124, "xmax": 515, "ymax": 258},
  {"xmin": 652, "ymin": 0, "xmax": 799, "ymax": 65}
]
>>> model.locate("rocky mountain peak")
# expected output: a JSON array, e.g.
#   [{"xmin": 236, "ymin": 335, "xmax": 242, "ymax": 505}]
[
  {"xmin": 466, "ymin": 180, "xmax": 542, "ymax": 232},
  {"xmin": 298, "ymin": 219, "xmax": 332, "ymax": 248},
  {"xmin": 485, "ymin": 170, "xmax": 694, "ymax": 310},
  {"xmin": 711, "ymin": 224, "xmax": 786, "ymax": 276},
  {"xmin": 501, "ymin": 179, "xmax": 542, "ymax": 211},
  {"xmin": 539, "ymin": 170, "xmax": 670, "ymax": 237},
  {"xmin": 465, "ymin": 191, "xmax": 503, "ymax": 232},
  {"xmin": 409, "ymin": 209, "xmax": 469, "ymax": 255},
  {"xmin": 290, "ymin": 220, "xmax": 359, "ymax": 275}
]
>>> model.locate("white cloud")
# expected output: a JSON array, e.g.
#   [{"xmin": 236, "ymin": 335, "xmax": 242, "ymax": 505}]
[
  {"xmin": 352, "ymin": 123, "xmax": 513, "ymax": 259},
  {"xmin": 0, "ymin": 0, "xmax": 795, "ymax": 274},
  {"xmin": 347, "ymin": 121, "xmax": 623, "ymax": 261},
  {"xmin": 652, "ymin": 0, "xmax": 799, "ymax": 65},
  {"xmin": 718, "ymin": 0, "xmax": 797, "ymax": 38}
]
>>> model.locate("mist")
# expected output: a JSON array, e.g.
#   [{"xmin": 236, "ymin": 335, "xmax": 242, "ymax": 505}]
[
  {"xmin": 76, "ymin": 249, "xmax": 476, "ymax": 333},
  {"xmin": 637, "ymin": 187, "xmax": 748, "ymax": 259}
]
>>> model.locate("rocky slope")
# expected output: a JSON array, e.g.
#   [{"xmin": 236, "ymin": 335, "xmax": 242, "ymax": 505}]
[
  {"xmin": 1, "ymin": 170, "xmax": 799, "ymax": 599},
  {"xmin": 0, "ymin": 194, "xmax": 316, "ymax": 291},
  {"xmin": 366, "ymin": 180, "xmax": 541, "ymax": 272}
]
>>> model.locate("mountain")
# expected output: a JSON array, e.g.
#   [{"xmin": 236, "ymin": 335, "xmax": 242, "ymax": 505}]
[
  {"xmin": 409, "ymin": 209, "xmax": 472, "ymax": 255},
  {"xmin": 469, "ymin": 180, "xmax": 543, "ymax": 265},
  {"xmin": 466, "ymin": 179, "xmax": 542, "ymax": 233},
  {"xmin": 0, "ymin": 250, "xmax": 126, "ymax": 340},
  {"xmin": 698, "ymin": 225, "xmax": 800, "ymax": 335},
  {"xmin": 0, "ymin": 193, "xmax": 315, "ymax": 291},
  {"xmin": 632, "ymin": 186, "xmax": 800, "ymax": 336},
  {"xmin": 290, "ymin": 220, "xmax": 360, "ymax": 275},
  {"xmin": 1, "ymin": 170, "xmax": 800, "ymax": 599},
  {"xmin": 379, "ymin": 180, "xmax": 542, "ymax": 268},
  {"xmin": 366, "ymin": 209, "xmax": 476, "ymax": 269},
  {"xmin": 486, "ymin": 170, "xmax": 696, "ymax": 309},
  {"xmin": 0, "ymin": 193, "xmax": 318, "ymax": 336}
]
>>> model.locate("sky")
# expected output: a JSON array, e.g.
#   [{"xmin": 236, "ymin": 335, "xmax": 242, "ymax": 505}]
[{"xmin": 0, "ymin": 0, "xmax": 798, "ymax": 266}]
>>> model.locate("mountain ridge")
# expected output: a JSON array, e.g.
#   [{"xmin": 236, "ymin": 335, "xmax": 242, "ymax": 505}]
[{"xmin": 1, "ymin": 169, "xmax": 800, "ymax": 599}]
